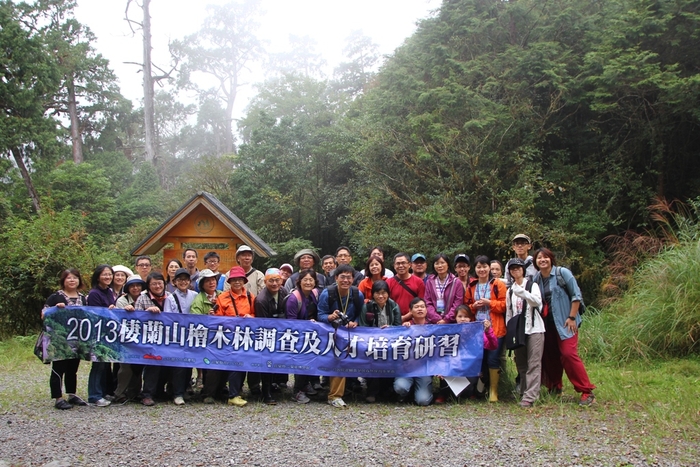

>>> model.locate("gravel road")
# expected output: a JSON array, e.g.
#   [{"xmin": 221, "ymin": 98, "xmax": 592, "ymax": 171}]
[{"xmin": 0, "ymin": 370, "xmax": 697, "ymax": 466}]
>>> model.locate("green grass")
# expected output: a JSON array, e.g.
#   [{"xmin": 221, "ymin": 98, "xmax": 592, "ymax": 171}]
[{"xmin": 581, "ymin": 240, "xmax": 700, "ymax": 363}]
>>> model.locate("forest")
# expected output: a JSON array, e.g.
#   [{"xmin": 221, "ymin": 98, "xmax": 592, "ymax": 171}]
[{"xmin": 1, "ymin": 0, "xmax": 699, "ymax": 342}]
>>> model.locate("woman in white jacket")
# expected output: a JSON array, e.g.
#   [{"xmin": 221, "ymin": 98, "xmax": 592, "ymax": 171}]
[{"xmin": 505, "ymin": 258, "xmax": 544, "ymax": 407}]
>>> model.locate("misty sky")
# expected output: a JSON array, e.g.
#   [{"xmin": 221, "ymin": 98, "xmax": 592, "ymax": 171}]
[{"xmin": 74, "ymin": 0, "xmax": 439, "ymax": 119}]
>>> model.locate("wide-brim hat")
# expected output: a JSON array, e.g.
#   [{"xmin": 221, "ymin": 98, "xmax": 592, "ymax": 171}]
[
  {"xmin": 227, "ymin": 266, "xmax": 248, "ymax": 283},
  {"xmin": 236, "ymin": 245, "xmax": 254, "ymax": 257},
  {"xmin": 197, "ymin": 268, "xmax": 221, "ymax": 289},
  {"xmin": 124, "ymin": 275, "xmax": 146, "ymax": 289},
  {"xmin": 113, "ymin": 265, "xmax": 134, "ymax": 277},
  {"xmin": 293, "ymin": 249, "xmax": 320, "ymax": 266}
]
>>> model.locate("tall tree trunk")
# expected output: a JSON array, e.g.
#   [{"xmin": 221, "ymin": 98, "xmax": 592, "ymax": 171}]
[
  {"xmin": 225, "ymin": 75, "xmax": 237, "ymax": 155},
  {"xmin": 67, "ymin": 75, "xmax": 83, "ymax": 164},
  {"xmin": 11, "ymin": 147, "xmax": 41, "ymax": 213},
  {"xmin": 142, "ymin": 0, "xmax": 156, "ymax": 163}
]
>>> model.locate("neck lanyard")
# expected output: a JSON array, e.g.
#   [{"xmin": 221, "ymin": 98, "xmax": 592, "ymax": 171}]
[
  {"xmin": 339, "ymin": 290, "xmax": 350, "ymax": 315},
  {"xmin": 435, "ymin": 275, "xmax": 448, "ymax": 299}
]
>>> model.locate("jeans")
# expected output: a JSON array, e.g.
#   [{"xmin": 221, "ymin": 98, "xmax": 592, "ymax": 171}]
[
  {"xmin": 394, "ymin": 376, "xmax": 433, "ymax": 406},
  {"xmin": 484, "ymin": 337, "xmax": 505, "ymax": 369},
  {"xmin": 87, "ymin": 362, "xmax": 110, "ymax": 402}
]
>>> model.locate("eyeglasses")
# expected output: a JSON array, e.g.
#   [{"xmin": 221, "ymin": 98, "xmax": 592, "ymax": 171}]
[
  {"xmin": 394, "ymin": 261, "xmax": 409, "ymax": 266},
  {"xmin": 336, "ymin": 253, "xmax": 351, "ymax": 258},
  {"xmin": 137, "ymin": 263, "xmax": 151, "ymax": 268},
  {"xmin": 206, "ymin": 259, "xmax": 219, "ymax": 264},
  {"xmin": 337, "ymin": 275, "xmax": 353, "ymax": 282}
]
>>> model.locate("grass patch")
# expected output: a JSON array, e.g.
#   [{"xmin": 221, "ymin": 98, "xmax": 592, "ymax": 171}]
[{"xmin": 582, "ymin": 240, "xmax": 700, "ymax": 362}]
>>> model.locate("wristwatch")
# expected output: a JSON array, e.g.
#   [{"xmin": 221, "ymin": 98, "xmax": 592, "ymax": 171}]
[{"xmin": 566, "ymin": 316, "xmax": 576, "ymax": 322}]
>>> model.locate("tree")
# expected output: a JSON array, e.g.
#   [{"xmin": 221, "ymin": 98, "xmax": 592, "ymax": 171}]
[
  {"xmin": 0, "ymin": 0, "xmax": 62, "ymax": 213},
  {"xmin": 235, "ymin": 73, "xmax": 359, "ymax": 251},
  {"xmin": 267, "ymin": 34, "xmax": 327, "ymax": 78},
  {"xmin": 39, "ymin": 1, "xmax": 122, "ymax": 164},
  {"xmin": 333, "ymin": 30, "xmax": 380, "ymax": 96},
  {"xmin": 125, "ymin": 0, "xmax": 175, "ymax": 164},
  {"xmin": 173, "ymin": 0, "xmax": 265, "ymax": 155}
]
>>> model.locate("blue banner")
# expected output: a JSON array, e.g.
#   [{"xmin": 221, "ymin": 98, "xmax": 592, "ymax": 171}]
[{"xmin": 41, "ymin": 306, "xmax": 484, "ymax": 378}]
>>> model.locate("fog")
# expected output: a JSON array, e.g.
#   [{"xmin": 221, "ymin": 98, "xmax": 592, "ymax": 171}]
[{"xmin": 74, "ymin": 0, "xmax": 438, "ymax": 119}]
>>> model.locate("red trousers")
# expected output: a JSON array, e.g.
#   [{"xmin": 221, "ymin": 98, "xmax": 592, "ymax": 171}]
[{"xmin": 542, "ymin": 320, "xmax": 596, "ymax": 394}]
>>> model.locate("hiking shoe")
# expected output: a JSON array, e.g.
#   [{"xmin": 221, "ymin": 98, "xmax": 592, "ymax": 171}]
[
  {"xmin": 263, "ymin": 396, "xmax": 277, "ymax": 405},
  {"xmin": 55, "ymin": 399, "xmax": 72, "ymax": 410},
  {"xmin": 67, "ymin": 396, "xmax": 87, "ymax": 406},
  {"xmin": 579, "ymin": 393, "xmax": 596, "ymax": 407},
  {"xmin": 295, "ymin": 391, "xmax": 310, "ymax": 404},
  {"xmin": 203, "ymin": 397, "xmax": 215, "ymax": 404},
  {"xmin": 313, "ymin": 382, "xmax": 324, "ymax": 391},
  {"xmin": 328, "ymin": 398, "xmax": 347, "ymax": 408},
  {"xmin": 94, "ymin": 398, "xmax": 111, "ymax": 407},
  {"xmin": 173, "ymin": 396, "xmax": 185, "ymax": 406},
  {"xmin": 142, "ymin": 397, "xmax": 155, "ymax": 407},
  {"xmin": 228, "ymin": 396, "xmax": 247, "ymax": 407},
  {"xmin": 113, "ymin": 395, "xmax": 128, "ymax": 404},
  {"xmin": 303, "ymin": 382, "xmax": 318, "ymax": 396}
]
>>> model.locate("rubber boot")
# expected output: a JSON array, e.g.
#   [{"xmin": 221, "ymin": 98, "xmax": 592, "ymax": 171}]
[{"xmin": 488, "ymin": 369, "xmax": 500, "ymax": 402}]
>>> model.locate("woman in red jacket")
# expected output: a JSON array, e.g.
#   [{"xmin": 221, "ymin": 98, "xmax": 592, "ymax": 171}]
[{"xmin": 464, "ymin": 255, "xmax": 507, "ymax": 401}]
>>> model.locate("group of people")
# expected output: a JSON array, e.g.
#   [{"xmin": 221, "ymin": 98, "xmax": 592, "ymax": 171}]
[{"xmin": 44, "ymin": 235, "xmax": 596, "ymax": 410}]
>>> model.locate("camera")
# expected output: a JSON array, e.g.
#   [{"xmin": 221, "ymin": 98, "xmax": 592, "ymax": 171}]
[{"xmin": 331, "ymin": 311, "xmax": 350, "ymax": 328}]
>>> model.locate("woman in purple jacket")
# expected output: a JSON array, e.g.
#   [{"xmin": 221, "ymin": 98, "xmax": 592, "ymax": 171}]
[
  {"xmin": 424, "ymin": 254, "xmax": 465, "ymax": 324},
  {"xmin": 86, "ymin": 264, "xmax": 116, "ymax": 407}
]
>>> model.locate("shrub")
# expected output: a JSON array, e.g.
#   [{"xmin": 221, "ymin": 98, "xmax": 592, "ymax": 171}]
[
  {"xmin": 0, "ymin": 209, "xmax": 100, "ymax": 336},
  {"xmin": 581, "ymin": 240, "xmax": 700, "ymax": 363}
]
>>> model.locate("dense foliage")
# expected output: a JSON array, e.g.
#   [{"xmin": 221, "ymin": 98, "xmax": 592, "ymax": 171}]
[{"xmin": 1, "ymin": 0, "xmax": 699, "ymax": 337}]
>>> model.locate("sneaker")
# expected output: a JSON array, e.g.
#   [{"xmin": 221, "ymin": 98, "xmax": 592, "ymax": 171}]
[
  {"xmin": 549, "ymin": 387, "xmax": 563, "ymax": 396},
  {"xmin": 313, "ymin": 382, "xmax": 324, "ymax": 391},
  {"xmin": 67, "ymin": 396, "xmax": 87, "ymax": 406},
  {"xmin": 113, "ymin": 395, "xmax": 128, "ymax": 404},
  {"xmin": 142, "ymin": 397, "xmax": 155, "ymax": 407},
  {"xmin": 579, "ymin": 393, "xmax": 596, "ymax": 406},
  {"xmin": 228, "ymin": 396, "xmax": 247, "ymax": 407},
  {"xmin": 203, "ymin": 397, "xmax": 215, "ymax": 404},
  {"xmin": 294, "ymin": 391, "xmax": 310, "ymax": 404},
  {"xmin": 263, "ymin": 396, "xmax": 277, "ymax": 405},
  {"xmin": 365, "ymin": 395, "xmax": 376, "ymax": 403},
  {"xmin": 520, "ymin": 400, "xmax": 533, "ymax": 408},
  {"xmin": 94, "ymin": 398, "xmax": 111, "ymax": 407},
  {"xmin": 434, "ymin": 396, "xmax": 446, "ymax": 405},
  {"xmin": 328, "ymin": 398, "xmax": 347, "ymax": 408},
  {"xmin": 173, "ymin": 396, "xmax": 185, "ymax": 406},
  {"xmin": 303, "ymin": 382, "xmax": 318, "ymax": 396},
  {"xmin": 104, "ymin": 395, "xmax": 116, "ymax": 402},
  {"xmin": 55, "ymin": 399, "xmax": 72, "ymax": 410}
]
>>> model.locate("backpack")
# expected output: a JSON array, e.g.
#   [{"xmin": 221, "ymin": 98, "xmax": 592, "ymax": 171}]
[
  {"xmin": 555, "ymin": 267, "xmax": 586, "ymax": 315},
  {"xmin": 505, "ymin": 281, "xmax": 536, "ymax": 351},
  {"xmin": 282, "ymin": 288, "xmax": 319, "ymax": 320}
]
